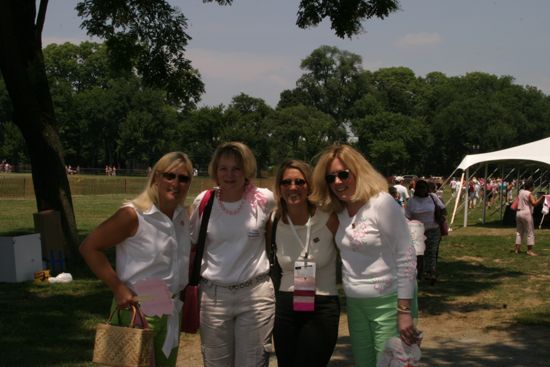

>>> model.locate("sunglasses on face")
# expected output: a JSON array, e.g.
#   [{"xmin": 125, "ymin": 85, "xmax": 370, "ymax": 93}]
[
  {"xmin": 280, "ymin": 178, "xmax": 307, "ymax": 187},
  {"xmin": 325, "ymin": 170, "xmax": 350, "ymax": 184},
  {"xmin": 161, "ymin": 172, "xmax": 190, "ymax": 183}
]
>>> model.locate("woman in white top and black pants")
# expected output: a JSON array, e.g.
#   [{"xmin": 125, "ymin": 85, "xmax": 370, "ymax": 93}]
[
  {"xmin": 190, "ymin": 142, "xmax": 275, "ymax": 367},
  {"xmin": 270, "ymin": 159, "xmax": 340, "ymax": 366}
]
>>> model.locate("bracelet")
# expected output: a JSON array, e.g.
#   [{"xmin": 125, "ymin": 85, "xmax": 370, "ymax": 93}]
[{"xmin": 397, "ymin": 305, "xmax": 411, "ymax": 313}]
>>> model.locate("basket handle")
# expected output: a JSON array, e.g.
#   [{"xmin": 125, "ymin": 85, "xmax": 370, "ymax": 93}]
[{"xmin": 107, "ymin": 304, "xmax": 149, "ymax": 329}]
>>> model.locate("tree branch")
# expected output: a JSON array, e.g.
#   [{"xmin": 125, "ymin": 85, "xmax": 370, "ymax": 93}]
[{"xmin": 36, "ymin": 0, "xmax": 48, "ymax": 41}]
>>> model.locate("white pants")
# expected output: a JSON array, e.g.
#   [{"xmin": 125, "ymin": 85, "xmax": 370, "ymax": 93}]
[
  {"xmin": 516, "ymin": 210, "xmax": 535, "ymax": 246},
  {"xmin": 199, "ymin": 277, "xmax": 275, "ymax": 367}
]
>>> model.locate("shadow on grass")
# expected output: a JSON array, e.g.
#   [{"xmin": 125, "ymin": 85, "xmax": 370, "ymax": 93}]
[
  {"xmin": 0, "ymin": 280, "xmax": 111, "ymax": 366},
  {"xmin": 420, "ymin": 323, "xmax": 550, "ymax": 367},
  {"xmin": 418, "ymin": 259, "xmax": 524, "ymax": 316},
  {"xmin": 418, "ymin": 257, "xmax": 550, "ymax": 366}
]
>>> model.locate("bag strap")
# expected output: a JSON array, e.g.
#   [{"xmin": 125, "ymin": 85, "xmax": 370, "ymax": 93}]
[
  {"xmin": 189, "ymin": 189, "xmax": 216, "ymax": 285},
  {"xmin": 270, "ymin": 215, "xmax": 279, "ymax": 263}
]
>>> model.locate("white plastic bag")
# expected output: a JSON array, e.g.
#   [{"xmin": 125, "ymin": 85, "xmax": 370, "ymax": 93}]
[{"xmin": 48, "ymin": 272, "xmax": 73, "ymax": 283}]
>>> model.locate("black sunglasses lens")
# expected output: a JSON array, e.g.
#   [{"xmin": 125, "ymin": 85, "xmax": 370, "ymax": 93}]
[
  {"xmin": 280, "ymin": 179, "xmax": 306, "ymax": 186},
  {"xmin": 177, "ymin": 175, "xmax": 190, "ymax": 183},
  {"xmin": 325, "ymin": 170, "xmax": 349, "ymax": 183},
  {"xmin": 162, "ymin": 172, "xmax": 176, "ymax": 180},
  {"xmin": 338, "ymin": 171, "xmax": 350, "ymax": 180},
  {"xmin": 162, "ymin": 172, "xmax": 190, "ymax": 183}
]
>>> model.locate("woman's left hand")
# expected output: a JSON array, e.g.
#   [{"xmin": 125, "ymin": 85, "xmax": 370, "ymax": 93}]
[{"xmin": 398, "ymin": 312, "xmax": 420, "ymax": 345}]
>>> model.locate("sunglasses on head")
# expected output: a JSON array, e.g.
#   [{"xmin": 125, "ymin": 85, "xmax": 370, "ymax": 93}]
[
  {"xmin": 161, "ymin": 172, "xmax": 190, "ymax": 183},
  {"xmin": 325, "ymin": 170, "xmax": 350, "ymax": 184},
  {"xmin": 280, "ymin": 178, "xmax": 307, "ymax": 187}
]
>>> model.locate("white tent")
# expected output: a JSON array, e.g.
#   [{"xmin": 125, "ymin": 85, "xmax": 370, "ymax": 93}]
[
  {"xmin": 456, "ymin": 137, "xmax": 550, "ymax": 171},
  {"xmin": 450, "ymin": 137, "xmax": 550, "ymax": 227}
]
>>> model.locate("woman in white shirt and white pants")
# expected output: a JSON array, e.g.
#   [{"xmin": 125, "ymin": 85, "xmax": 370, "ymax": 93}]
[{"xmin": 190, "ymin": 142, "xmax": 275, "ymax": 367}]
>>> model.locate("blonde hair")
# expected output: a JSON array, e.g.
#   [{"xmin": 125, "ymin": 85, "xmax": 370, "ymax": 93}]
[
  {"xmin": 208, "ymin": 142, "xmax": 257, "ymax": 184},
  {"xmin": 273, "ymin": 159, "xmax": 315, "ymax": 219},
  {"xmin": 129, "ymin": 151, "xmax": 193, "ymax": 211},
  {"xmin": 310, "ymin": 144, "xmax": 388, "ymax": 212}
]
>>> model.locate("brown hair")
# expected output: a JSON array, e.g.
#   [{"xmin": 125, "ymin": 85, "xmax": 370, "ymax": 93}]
[{"xmin": 273, "ymin": 159, "xmax": 315, "ymax": 219}]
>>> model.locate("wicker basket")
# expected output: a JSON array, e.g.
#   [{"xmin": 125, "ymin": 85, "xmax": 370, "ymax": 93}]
[{"xmin": 92, "ymin": 305, "xmax": 154, "ymax": 367}]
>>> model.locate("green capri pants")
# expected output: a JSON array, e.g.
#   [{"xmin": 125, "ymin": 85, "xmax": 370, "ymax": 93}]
[{"xmin": 346, "ymin": 290, "xmax": 418, "ymax": 367}]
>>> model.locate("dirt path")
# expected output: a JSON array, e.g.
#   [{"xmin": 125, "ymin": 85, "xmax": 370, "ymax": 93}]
[{"xmin": 177, "ymin": 303, "xmax": 550, "ymax": 367}]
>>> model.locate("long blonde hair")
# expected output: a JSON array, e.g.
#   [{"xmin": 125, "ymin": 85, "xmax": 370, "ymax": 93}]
[
  {"xmin": 129, "ymin": 151, "xmax": 193, "ymax": 211},
  {"xmin": 310, "ymin": 144, "xmax": 388, "ymax": 212},
  {"xmin": 273, "ymin": 159, "xmax": 315, "ymax": 220}
]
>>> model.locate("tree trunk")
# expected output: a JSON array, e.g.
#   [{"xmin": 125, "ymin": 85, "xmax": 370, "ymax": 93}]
[{"xmin": 0, "ymin": 0, "xmax": 78, "ymax": 257}]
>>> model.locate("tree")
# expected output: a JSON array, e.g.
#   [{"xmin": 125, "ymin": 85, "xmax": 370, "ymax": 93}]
[
  {"xmin": 266, "ymin": 105, "xmax": 343, "ymax": 164},
  {"xmin": 352, "ymin": 111, "xmax": 431, "ymax": 175},
  {"xmin": 0, "ymin": 1, "xmax": 78, "ymax": 255},
  {"xmin": 0, "ymin": 0, "xmax": 401, "ymax": 255},
  {"xmin": 279, "ymin": 46, "xmax": 367, "ymax": 126}
]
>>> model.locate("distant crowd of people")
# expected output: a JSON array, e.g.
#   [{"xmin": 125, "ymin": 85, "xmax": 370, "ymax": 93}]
[
  {"xmin": 1, "ymin": 159, "xmax": 13, "ymax": 173},
  {"xmin": 104, "ymin": 165, "xmax": 117, "ymax": 176}
]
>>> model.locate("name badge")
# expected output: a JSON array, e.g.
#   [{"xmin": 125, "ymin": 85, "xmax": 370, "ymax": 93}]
[{"xmin": 293, "ymin": 260, "xmax": 316, "ymax": 312}]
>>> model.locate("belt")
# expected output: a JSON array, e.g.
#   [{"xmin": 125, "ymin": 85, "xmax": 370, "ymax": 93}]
[{"xmin": 201, "ymin": 273, "xmax": 270, "ymax": 291}]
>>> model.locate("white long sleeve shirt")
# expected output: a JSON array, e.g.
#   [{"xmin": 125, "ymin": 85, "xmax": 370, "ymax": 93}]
[{"xmin": 336, "ymin": 192, "xmax": 416, "ymax": 299}]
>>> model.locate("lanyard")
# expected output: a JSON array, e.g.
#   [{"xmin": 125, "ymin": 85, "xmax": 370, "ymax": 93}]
[{"xmin": 287, "ymin": 215, "xmax": 312, "ymax": 259}]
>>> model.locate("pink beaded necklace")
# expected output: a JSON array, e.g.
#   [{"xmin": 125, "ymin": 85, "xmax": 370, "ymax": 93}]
[{"xmin": 216, "ymin": 188, "xmax": 245, "ymax": 215}]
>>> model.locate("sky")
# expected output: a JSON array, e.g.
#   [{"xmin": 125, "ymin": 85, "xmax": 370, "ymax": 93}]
[{"xmin": 43, "ymin": 0, "xmax": 550, "ymax": 107}]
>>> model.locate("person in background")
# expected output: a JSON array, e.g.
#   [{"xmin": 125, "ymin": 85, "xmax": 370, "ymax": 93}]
[
  {"xmin": 515, "ymin": 179, "xmax": 545, "ymax": 256},
  {"xmin": 389, "ymin": 186, "xmax": 405, "ymax": 215},
  {"xmin": 406, "ymin": 180, "xmax": 446, "ymax": 283},
  {"xmin": 80, "ymin": 152, "xmax": 194, "ymax": 366},
  {"xmin": 190, "ymin": 142, "xmax": 275, "ymax": 367},
  {"xmin": 311, "ymin": 144, "xmax": 419, "ymax": 367},
  {"xmin": 393, "ymin": 176, "xmax": 410, "ymax": 207},
  {"xmin": 270, "ymin": 159, "xmax": 340, "ymax": 366}
]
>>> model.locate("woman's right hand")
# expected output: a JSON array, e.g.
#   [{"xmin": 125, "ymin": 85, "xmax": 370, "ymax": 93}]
[{"xmin": 113, "ymin": 283, "xmax": 138, "ymax": 308}]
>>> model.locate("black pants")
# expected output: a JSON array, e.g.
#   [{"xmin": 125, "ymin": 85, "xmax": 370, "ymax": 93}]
[{"xmin": 273, "ymin": 291, "xmax": 340, "ymax": 367}]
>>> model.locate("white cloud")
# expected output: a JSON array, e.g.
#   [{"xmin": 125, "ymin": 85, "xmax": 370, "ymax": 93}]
[
  {"xmin": 395, "ymin": 32, "xmax": 442, "ymax": 48},
  {"xmin": 187, "ymin": 48, "xmax": 295, "ymax": 85}
]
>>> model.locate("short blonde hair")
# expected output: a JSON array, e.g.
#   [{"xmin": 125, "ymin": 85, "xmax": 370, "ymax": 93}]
[
  {"xmin": 130, "ymin": 151, "xmax": 193, "ymax": 211},
  {"xmin": 208, "ymin": 142, "xmax": 257, "ymax": 184},
  {"xmin": 273, "ymin": 159, "xmax": 315, "ymax": 219},
  {"xmin": 310, "ymin": 144, "xmax": 388, "ymax": 212}
]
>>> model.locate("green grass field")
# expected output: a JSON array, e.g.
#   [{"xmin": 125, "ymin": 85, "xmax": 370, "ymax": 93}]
[{"xmin": 0, "ymin": 176, "xmax": 549, "ymax": 365}]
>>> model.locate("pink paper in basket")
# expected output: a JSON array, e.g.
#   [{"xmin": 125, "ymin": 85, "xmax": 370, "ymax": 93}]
[{"xmin": 134, "ymin": 278, "xmax": 174, "ymax": 316}]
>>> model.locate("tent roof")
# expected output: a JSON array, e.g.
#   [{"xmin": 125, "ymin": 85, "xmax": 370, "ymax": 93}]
[{"xmin": 457, "ymin": 137, "xmax": 550, "ymax": 171}]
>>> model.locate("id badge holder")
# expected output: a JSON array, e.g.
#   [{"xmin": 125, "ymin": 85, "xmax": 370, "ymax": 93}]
[{"xmin": 293, "ymin": 260, "xmax": 316, "ymax": 312}]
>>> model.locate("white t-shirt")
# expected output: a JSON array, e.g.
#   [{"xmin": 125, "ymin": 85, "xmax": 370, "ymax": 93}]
[
  {"xmin": 274, "ymin": 209, "xmax": 338, "ymax": 296},
  {"xmin": 116, "ymin": 204, "xmax": 191, "ymax": 295},
  {"xmin": 405, "ymin": 194, "xmax": 445, "ymax": 230},
  {"xmin": 190, "ymin": 186, "xmax": 274, "ymax": 285},
  {"xmin": 394, "ymin": 184, "xmax": 410, "ymax": 202},
  {"xmin": 336, "ymin": 192, "xmax": 416, "ymax": 299}
]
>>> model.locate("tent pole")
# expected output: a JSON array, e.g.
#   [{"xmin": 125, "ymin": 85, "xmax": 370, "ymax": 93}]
[
  {"xmin": 482, "ymin": 163, "xmax": 488, "ymax": 224},
  {"xmin": 451, "ymin": 172, "xmax": 465, "ymax": 226},
  {"xmin": 463, "ymin": 168, "xmax": 469, "ymax": 227}
]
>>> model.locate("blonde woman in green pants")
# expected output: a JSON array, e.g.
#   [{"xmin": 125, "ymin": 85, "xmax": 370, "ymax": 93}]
[{"xmin": 311, "ymin": 144, "xmax": 420, "ymax": 367}]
